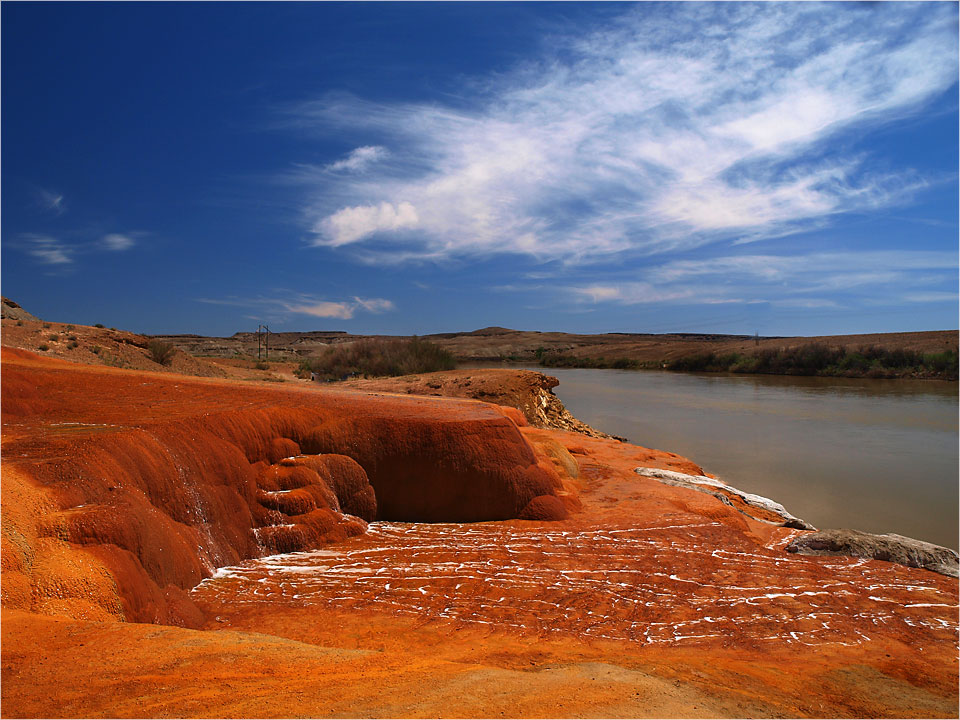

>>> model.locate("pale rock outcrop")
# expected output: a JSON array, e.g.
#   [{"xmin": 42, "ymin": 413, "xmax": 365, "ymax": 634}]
[
  {"xmin": 635, "ymin": 467, "xmax": 814, "ymax": 529},
  {"xmin": 786, "ymin": 528, "xmax": 959, "ymax": 578}
]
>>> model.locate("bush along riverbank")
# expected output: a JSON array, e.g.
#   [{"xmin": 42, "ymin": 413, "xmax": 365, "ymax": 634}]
[
  {"xmin": 298, "ymin": 337, "xmax": 456, "ymax": 381},
  {"xmin": 539, "ymin": 344, "xmax": 958, "ymax": 380}
]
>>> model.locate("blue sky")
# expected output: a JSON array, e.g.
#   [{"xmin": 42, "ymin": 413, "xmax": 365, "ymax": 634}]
[{"xmin": 2, "ymin": 2, "xmax": 957, "ymax": 336}]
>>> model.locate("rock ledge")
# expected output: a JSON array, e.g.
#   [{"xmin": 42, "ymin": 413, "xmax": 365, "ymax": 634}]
[
  {"xmin": 635, "ymin": 467, "xmax": 814, "ymax": 529},
  {"xmin": 787, "ymin": 528, "xmax": 959, "ymax": 578}
]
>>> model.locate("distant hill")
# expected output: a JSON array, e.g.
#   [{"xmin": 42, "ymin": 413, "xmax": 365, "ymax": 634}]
[
  {"xmin": 1, "ymin": 294, "xmax": 954, "ymax": 379},
  {"xmin": 148, "ymin": 324, "xmax": 958, "ymax": 378}
]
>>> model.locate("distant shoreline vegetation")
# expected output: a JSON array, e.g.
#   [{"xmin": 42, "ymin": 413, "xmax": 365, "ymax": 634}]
[
  {"xmin": 538, "ymin": 345, "xmax": 958, "ymax": 380},
  {"xmin": 298, "ymin": 337, "xmax": 456, "ymax": 381}
]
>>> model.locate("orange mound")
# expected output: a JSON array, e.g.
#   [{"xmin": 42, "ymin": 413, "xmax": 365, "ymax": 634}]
[{"xmin": 1, "ymin": 347, "xmax": 569, "ymax": 625}]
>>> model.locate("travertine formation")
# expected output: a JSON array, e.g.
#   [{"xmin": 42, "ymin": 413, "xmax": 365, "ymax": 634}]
[
  {"xmin": 1, "ymin": 344, "xmax": 957, "ymax": 718},
  {"xmin": 1, "ymin": 347, "xmax": 568, "ymax": 625},
  {"xmin": 194, "ymin": 519, "xmax": 958, "ymax": 648}
]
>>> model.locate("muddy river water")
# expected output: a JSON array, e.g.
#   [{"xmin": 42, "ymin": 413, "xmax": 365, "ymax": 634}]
[{"xmin": 538, "ymin": 368, "xmax": 958, "ymax": 550}]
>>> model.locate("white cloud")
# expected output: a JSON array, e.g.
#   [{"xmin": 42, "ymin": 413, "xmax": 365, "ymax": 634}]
[
  {"xmin": 772, "ymin": 299, "xmax": 840, "ymax": 309},
  {"xmin": 576, "ymin": 284, "xmax": 650, "ymax": 303},
  {"xmin": 326, "ymin": 145, "xmax": 388, "ymax": 172},
  {"xmin": 573, "ymin": 282, "xmax": 700, "ymax": 305},
  {"xmin": 102, "ymin": 233, "xmax": 136, "ymax": 251},
  {"xmin": 283, "ymin": 295, "xmax": 395, "ymax": 318},
  {"xmin": 285, "ymin": 3, "xmax": 957, "ymax": 263},
  {"xmin": 902, "ymin": 291, "xmax": 959, "ymax": 304},
  {"xmin": 21, "ymin": 234, "xmax": 73, "ymax": 265},
  {"xmin": 198, "ymin": 294, "xmax": 396, "ymax": 321},
  {"xmin": 17, "ymin": 230, "xmax": 142, "ymax": 267},
  {"xmin": 283, "ymin": 301, "xmax": 355, "ymax": 319},
  {"xmin": 317, "ymin": 201, "xmax": 419, "ymax": 246},
  {"xmin": 656, "ymin": 251, "xmax": 957, "ymax": 281},
  {"xmin": 31, "ymin": 247, "xmax": 72, "ymax": 265},
  {"xmin": 352, "ymin": 296, "xmax": 395, "ymax": 313}
]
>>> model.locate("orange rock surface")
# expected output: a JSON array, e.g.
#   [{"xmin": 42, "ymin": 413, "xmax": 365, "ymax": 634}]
[{"xmin": 2, "ymin": 347, "xmax": 957, "ymax": 718}]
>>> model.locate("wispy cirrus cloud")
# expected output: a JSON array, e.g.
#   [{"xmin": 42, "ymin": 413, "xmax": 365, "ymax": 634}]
[
  {"xmin": 21, "ymin": 234, "xmax": 73, "ymax": 265},
  {"xmin": 282, "ymin": 2, "xmax": 957, "ymax": 264},
  {"xmin": 36, "ymin": 188, "xmax": 65, "ymax": 215},
  {"xmin": 17, "ymin": 231, "xmax": 143, "ymax": 268},
  {"xmin": 568, "ymin": 250, "xmax": 958, "ymax": 308}
]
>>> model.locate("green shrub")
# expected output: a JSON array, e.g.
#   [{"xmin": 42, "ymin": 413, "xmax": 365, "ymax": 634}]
[
  {"xmin": 255, "ymin": 361, "xmax": 270, "ymax": 370},
  {"xmin": 301, "ymin": 337, "xmax": 456, "ymax": 381},
  {"xmin": 16, "ymin": 320, "xmax": 23, "ymax": 327},
  {"xmin": 668, "ymin": 352, "xmax": 731, "ymax": 372},
  {"xmin": 67, "ymin": 340, "xmax": 79, "ymax": 350},
  {"xmin": 94, "ymin": 323, "xmax": 105, "ymax": 328},
  {"xmin": 147, "ymin": 339, "xmax": 177, "ymax": 366},
  {"xmin": 102, "ymin": 352, "xmax": 125, "ymax": 368},
  {"xmin": 38, "ymin": 344, "xmax": 49, "ymax": 352},
  {"xmin": 667, "ymin": 344, "xmax": 956, "ymax": 379},
  {"xmin": 537, "ymin": 343, "xmax": 957, "ymax": 379},
  {"xmin": 540, "ymin": 352, "xmax": 602, "ymax": 368},
  {"xmin": 923, "ymin": 350, "xmax": 959, "ymax": 377},
  {"xmin": 48, "ymin": 334, "xmax": 59, "ymax": 341},
  {"xmin": 539, "ymin": 352, "xmax": 657, "ymax": 370},
  {"xmin": 91, "ymin": 345, "xmax": 102, "ymax": 355}
]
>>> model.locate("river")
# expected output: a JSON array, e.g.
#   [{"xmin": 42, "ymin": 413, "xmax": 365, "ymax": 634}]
[{"xmin": 521, "ymin": 367, "xmax": 958, "ymax": 550}]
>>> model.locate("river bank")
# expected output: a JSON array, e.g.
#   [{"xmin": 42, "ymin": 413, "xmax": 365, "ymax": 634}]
[
  {"xmin": 538, "ymin": 344, "xmax": 959, "ymax": 380},
  {"xmin": 2, "ymin": 348, "xmax": 957, "ymax": 717}
]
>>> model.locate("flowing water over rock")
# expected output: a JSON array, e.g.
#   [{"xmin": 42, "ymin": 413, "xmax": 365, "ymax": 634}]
[{"xmin": 192, "ymin": 520, "xmax": 958, "ymax": 648}]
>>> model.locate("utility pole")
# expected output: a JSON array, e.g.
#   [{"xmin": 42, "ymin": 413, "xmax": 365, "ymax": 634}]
[{"xmin": 256, "ymin": 324, "xmax": 271, "ymax": 360}]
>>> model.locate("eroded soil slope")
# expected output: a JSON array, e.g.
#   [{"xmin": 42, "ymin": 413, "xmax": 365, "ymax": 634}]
[{"xmin": 1, "ymin": 309, "xmax": 227, "ymax": 378}]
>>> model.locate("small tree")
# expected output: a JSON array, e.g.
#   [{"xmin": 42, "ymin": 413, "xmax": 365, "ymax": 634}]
[{"xmin": 147, "ymin": 339, "xmax": 176, "ymax": 366}]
